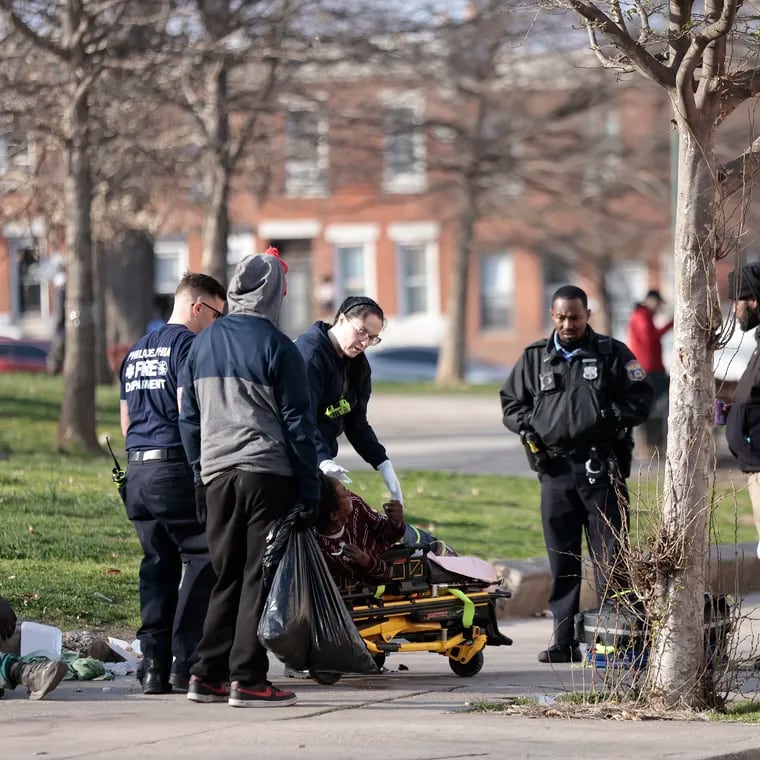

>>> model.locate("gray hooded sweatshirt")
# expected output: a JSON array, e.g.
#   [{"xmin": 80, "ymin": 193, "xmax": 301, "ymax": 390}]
[{"xmin": 179, "ymin": 253, "xmax": 320, "ymax": 504}]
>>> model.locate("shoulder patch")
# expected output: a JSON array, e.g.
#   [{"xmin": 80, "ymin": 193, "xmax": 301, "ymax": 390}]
[{"xmin": 625, "ymin": 359, "xmax": 647, "ymax": 382}]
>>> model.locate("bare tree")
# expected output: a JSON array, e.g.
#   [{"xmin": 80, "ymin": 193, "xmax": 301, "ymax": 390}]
[
  {"xmin": 528, "ymin": 0, "xmax": 760, "ymax": 708},
  {"xmin": 0, "ymin": 1, "xmax": 168, "ymax": 452},
  {"xmin": 144, "ymin": 1, "xmax": 316, "ymax": 284}
]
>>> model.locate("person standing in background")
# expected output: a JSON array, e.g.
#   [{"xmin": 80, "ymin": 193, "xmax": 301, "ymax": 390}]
[
  {"xmin": 120, "ymin": 272, "xmax": 226, "ymax": 695},
  {"xmin": 627, "ymin": 289, "xmax": 673, "ymax": 453}
]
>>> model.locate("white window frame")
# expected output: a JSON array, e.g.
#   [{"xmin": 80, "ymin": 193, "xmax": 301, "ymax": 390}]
[
  {"xmin": 388, "ymin": 222, "xmax": 440, "ymax": 316},
  {"xmin": 154, "ymin": 236, "xmax": 189, "ymax": 295},
  {"xmin": 0, "ymin": 133, "xmax": 33, "ymax": 174},
  {"xmin": 325, "ymin": 224, "xmax": 379, "ymax": 303},
  {"xmin": 284, "ymin": 107, "xmax": 329, "ymax": 198},
  {"xmin": 379, "ymin": 91, "xmax": 427, "ymax": 194},
  {"xmin": 480, "ymin": 250, "xmax": 515, "ymax": 331},
  {"xmin": 226, "ymin": 230, "xmax": 256, "ymax": 283}
]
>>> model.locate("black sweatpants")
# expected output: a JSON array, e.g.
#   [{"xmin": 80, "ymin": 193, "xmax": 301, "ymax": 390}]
[
  {"xmin": 190, "ymin": 469, "xmax": 299, "ymax": 685},
  {"xmin": 125, "ymin": 459, "xmax": 215, "ymax": 678},
  {"xmin": 539, "ymin": 461, "xmax": 629, "ymax": 649}
]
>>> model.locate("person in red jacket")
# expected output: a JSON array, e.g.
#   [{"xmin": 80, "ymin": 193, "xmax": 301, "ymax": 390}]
[{"xmin": 627, "ymin": 290, "xmax": 673, "ymax": 452}]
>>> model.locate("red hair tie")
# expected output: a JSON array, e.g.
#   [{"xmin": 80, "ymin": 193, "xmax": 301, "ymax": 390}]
[{"xmin": 265, "ymin": 245, "xmax": 288, "ymax": 295}]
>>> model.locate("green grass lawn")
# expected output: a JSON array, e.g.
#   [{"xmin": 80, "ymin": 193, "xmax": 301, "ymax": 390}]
[{"xmin": 0, "ymin": 372, "xmax": 755, "ymax": 636}]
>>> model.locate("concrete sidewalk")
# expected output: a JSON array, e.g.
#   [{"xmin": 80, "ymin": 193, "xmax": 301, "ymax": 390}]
[{"xmin": 4, "ymin": 602, "xmax": 760, "ymax": 760}]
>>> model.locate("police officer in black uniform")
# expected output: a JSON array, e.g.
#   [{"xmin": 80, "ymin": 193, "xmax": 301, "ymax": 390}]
[
  {"xmin": 500, "ymin": 285, "xmax": 654, "ymax": 664},
  {"xmin": 120, "ymin": 272, "xmax": 226, "ymax": 693}
]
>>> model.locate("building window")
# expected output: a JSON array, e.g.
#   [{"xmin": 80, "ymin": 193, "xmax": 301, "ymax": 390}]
[
  {"xmin": 336, "ymin": 245, "xmax": 366, "ymax": 299},
  {"xmin": 382, "ymin": 95, "xmax": 426, "ymax": 194},
  {"xmin": 285, "ymin": 110, "xmax": 328, "ymax": 197},
  {"xmin": 226, "ymin": 231, "xmax": 255, "ymax": 284},
  {"xmin": 0, "ymin": 133, "xmax": 32, "ymax": 174},
  {"xmin": 583, "ymin": 106, "xmax": 621, "ymax": 190},
  {"xmin": 154, "ymin": 238, "xmax": 188, "ymax": 295},
  {"xmin": 480, "ymin": 251, "xmax": 514, "ymax": 330},
  {"xmin": 397, "ymin": 243, "xmax": 428, "ymax": 315}
]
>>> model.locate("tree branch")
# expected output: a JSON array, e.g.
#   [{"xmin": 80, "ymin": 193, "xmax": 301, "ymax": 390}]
[
  {"xmin": 719, "ymin": 135, "xmax": 760, "ymax": 195},
  {"xmin": 0, "ymin": 4, "xmax": 68, "ymax": 60},
  {"xmin": 716, "ymin": 66, "xmax": 760, "ymax": 121},
  {"xmin": 567, "ymin": 0, "xmax": 672, "ymax": 86}
]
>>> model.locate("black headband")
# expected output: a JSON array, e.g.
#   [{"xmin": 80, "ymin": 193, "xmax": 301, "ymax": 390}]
[{"xmin": 342, "ymin": 297, "xmax": 380, "ymax": 315}]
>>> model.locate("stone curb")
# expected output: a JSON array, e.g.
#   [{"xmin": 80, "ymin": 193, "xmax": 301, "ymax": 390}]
[{"xmin": 491, "ymin": 541, "xmax": 760, "ymax": 620}]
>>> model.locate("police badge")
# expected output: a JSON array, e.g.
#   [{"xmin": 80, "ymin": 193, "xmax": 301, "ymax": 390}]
[{"xmin": 582, "ymin": 359, "xmax": 598, "ymax": 380}]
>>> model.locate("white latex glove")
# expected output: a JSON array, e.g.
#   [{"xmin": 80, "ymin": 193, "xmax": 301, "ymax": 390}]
[
  {"xmin": 378, "ymin": 459, "xmax": 403, "ymax": 503},
  {"xmin": 319, "ymin": 459, "xmax": 352, "ymax": 484}
]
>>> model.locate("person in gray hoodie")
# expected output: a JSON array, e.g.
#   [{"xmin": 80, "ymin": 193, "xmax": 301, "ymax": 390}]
[{"xmin": 179, "ymin": 249, "xmax": 320, "ymax": 708}]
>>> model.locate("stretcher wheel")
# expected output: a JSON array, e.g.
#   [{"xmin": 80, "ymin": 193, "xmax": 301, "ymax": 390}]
[
  {"xmin": 373, "ymin": 653, "xmax": 387, "ymax": 671},
  {"xmin": 449, "ymin": 651, "xmax": 484, "ymax": 677},
  {"xmin": 309, "ymin": 670, "xmax": 341, "ymax": 685}
]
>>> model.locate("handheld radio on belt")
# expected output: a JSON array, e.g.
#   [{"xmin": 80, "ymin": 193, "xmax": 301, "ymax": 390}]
[{"xmin": 105, "ymin": 435, "xmax": 126, "ymax": 487}]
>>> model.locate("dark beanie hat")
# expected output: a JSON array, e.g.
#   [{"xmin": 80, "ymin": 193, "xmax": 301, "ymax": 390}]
[{"xmin": 728, "ymin": 264, "xmax": 760, "ymax": 300}]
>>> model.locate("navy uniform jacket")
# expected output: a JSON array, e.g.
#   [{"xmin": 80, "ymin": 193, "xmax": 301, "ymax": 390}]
[
  {"xmin": 295, "ymin": 321, "xmax": 387, "ymax": 468},
  {"xmin": 120, "ymin": 323, "xmax": 194, "ymax": 451}
]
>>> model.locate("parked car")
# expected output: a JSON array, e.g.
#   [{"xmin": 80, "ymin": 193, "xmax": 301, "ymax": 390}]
[
  {"xmin": 0, "ymin": 339, "xmax": 49, "ymax": 373},
  {"xmin": 366, "ymin": 346, "xmax": 509, "ymax": 385}
]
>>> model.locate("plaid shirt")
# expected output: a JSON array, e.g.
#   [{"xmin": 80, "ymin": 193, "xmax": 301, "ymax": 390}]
[{"xmin": 315, "ymin": 491, "xmax": 405, "ymax": 589}]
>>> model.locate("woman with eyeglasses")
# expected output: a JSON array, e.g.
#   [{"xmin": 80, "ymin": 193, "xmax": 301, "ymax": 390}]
[{"xmin": 295, "ymin": 295, "xmax": 403, "ymax": 504}]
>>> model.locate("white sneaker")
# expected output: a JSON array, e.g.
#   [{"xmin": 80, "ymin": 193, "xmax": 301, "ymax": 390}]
[
  {"xmin": 282, "ymin": 665, "xmax": 310, "ymax": 679},
  {"xmin": 755, "ymin": 541, "xmax": 760, "ymax": 560}
]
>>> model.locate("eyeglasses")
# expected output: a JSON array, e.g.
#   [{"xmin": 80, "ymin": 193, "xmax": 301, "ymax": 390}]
[
  {"xmin": 200, "ymin": 301, "xmax": 223, "ymax": 320},
  {"xmin": 346, "ymin": 316, "xmax": 382, "ymax": 346}
]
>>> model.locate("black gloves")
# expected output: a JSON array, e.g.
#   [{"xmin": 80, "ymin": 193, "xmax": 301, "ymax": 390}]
[
  {"xmin": 195, "ymin": 484, "xmax": 207, "ymax": 525},
  {"xmin": 0, "ymin": 596, "xmax": 17, "ymax": 639},
  {"xmin": 295, "ymin": 501, "xmax": 319, "ymax": 531},
  {"xmin": 601, "ymin": 404, "xmax": 623, "ymax": 427}
]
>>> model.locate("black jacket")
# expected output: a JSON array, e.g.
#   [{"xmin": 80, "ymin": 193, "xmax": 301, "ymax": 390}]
[
  {"xmin": 725, "ymin": 329, "xmax": 760, "ymax": 472},
  {"xmin": 500, "ymin": 328, "xmax": 654, "ymax": 455},
  {"xmin": 295, "ymin": 321, "xmax": 387, "ymax": 468}
]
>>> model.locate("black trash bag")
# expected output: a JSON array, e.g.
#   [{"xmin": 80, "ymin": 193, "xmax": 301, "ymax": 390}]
[
  {"xmin": 300, "ymin": 529, "xmax": 377, "ymax": 676},
  {"xmin": 258, "ymin": 528, "xmax": 378, "ymax": 676},
  {"xmin": 258, "ymin": 528, "xmax": 312, "ymax": 671},
  {"xmin": 261, "ymin": 506, "xmax": 301, "ymax": 590}
]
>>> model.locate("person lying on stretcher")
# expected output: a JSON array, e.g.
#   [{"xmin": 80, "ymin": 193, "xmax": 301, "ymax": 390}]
[{"xmin": 314, "ymin": 473, "xmax": 406, "ymax": 590}]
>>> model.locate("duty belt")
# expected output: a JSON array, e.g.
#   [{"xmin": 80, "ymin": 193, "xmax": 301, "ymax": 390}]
[{"xmin": 127, "ymin": 447, "xmax": 186, "ymax": 464}]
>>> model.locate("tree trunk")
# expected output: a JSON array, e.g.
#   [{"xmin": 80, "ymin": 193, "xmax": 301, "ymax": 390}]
[
  {"xmin": 104, "ymin": 229, "xmax": 155, "ymax": 373},
  {"xmin": 201, "ymin": 62, "xmax": 230, "ymax": 285},
  {"xmin": 437, "ymin": 190, "xmax": 474, "ymax": 386},
  {"xmin": 644, "ymin": 109, "xmax": 721, "ymax": 708},
  {"xmin": 202, "ymin": 154, "xmax": 230, "ymax": 284},
  {"xmin": 57, "ymin": 88, "xmax": 100, "ymax": 453}
]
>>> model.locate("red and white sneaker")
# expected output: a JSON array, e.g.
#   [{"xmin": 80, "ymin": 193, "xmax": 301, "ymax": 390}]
[
  {"xmin": 186, "ymin": 675, "xmax": 231, "ymax": 703},
  {"xmin": 228, "ymin": 680, "xmax": 297, "ymax": 708}
]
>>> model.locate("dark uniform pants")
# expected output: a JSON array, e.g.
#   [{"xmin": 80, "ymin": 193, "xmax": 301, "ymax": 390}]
[
  {"xmin": 539, "ymin": 462, "xmax": 629, "ymax": 649},
  {"xmin": 190, "ymin": 469, "xmax": 299, "ymax": 685},
  {"xmin": 124, "ymin": 459, "xmax": 215, "ymax": 679}
]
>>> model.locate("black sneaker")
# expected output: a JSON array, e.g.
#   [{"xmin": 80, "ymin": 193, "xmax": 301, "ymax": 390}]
[
  {"xmin": 537, "ymin": 645, "xmax": 583, "ymax": 664},
  {"xmin": 186, "ymin": 675, "xmax": 230, "ymax": 703},
  {"xmin": 228, "ymin": 680, "xmax": 297, "ymax": 708},
  {"xmin": 18, "ymin": 659, "xmax": 69, "ymax": 700},
  {"xmin": 169, "ymin": 672, "xmax": 189, "ymax": 693}
]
